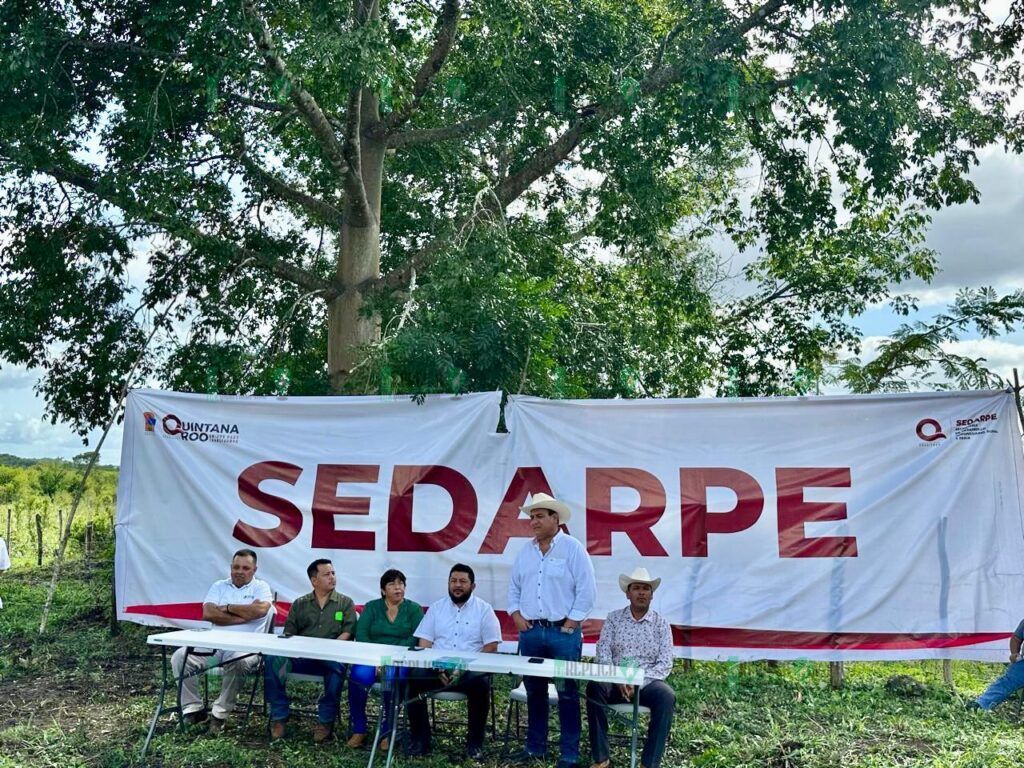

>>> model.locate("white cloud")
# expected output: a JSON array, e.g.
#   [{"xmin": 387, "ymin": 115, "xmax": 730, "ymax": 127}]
[{"xmin": 0, "ymin": 363, "xmax": 35, "ymax": 391}]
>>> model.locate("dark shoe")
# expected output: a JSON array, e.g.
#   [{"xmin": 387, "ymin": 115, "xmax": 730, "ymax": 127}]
[
  {"xmin": 965, "ymin": 700, "xmax": 983, "ymax": 711},
  {"xmin": 183, "ymin": 709, "xmax": 208, "ymax": 726},
  {"xmin": 510, "ymin": 749, "xmax": 545, "ymax": 764},
  {"xmin": 208, "ymin": 715, "xmax": 227, "ymax": 734},
  {"xmin": 312, "ymin": 722, "xmax": 333, "ymax": 744},
  {"xmin": 270, "ymin": 719, "xmax": 287, "ymax": 740},
  {"xmin": 466, "ymin": 743, "xmax": 485, "ymax": 759},
  {"xmin": 406, "ymin": 740, "xmax": 431, "ymax": 757}
]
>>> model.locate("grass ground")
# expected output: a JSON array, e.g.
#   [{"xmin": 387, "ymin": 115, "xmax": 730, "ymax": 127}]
[{"xmin": 2, "ymin": 562, "xmax": 1023, "ymax": 768}]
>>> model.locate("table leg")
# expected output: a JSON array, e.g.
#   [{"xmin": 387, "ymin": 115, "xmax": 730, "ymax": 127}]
[
  {"xmin": 175, "ymin": 645, "xmax": 192, "ymax": 731},
  {"xmin": 383, "ymin": 673, "xmax": 404, "ymax": 768},
  {"xmin": 366, "ymin": 672, "xmax": 389, "ymax": 768},
  {"xmin": 141, "ymin": 646, "xmax": 170, "ymax": 757},
  {"xmin": 629, "ymin": 688, "xmax": 640, "ymax": 768}
]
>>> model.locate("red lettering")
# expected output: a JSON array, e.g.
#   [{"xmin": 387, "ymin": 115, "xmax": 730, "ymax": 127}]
[
  {"xmin": 478, "ymin": 467, "xmax": 555, "ymax": 554},
  {"xmin": 310, "ymin": 464, "xmax": 379, "ymax": 550},
  {"xmin": 776, "ymin": 468, "xmax": 856, "ymax": 558},
  {"xmin": 234, "ymin": 461, "xmax": 304, "ymax": 547},
  {"xmin": 586, "ymin": 468, "xmax": 668, "ymax": 556},
  {"xmin": 681, "ymin": 468, "xmax": 764, "ymax": 557},
  {"xmin": 388, "ymin": 465, "xmax": 477, "ymax": 552}
]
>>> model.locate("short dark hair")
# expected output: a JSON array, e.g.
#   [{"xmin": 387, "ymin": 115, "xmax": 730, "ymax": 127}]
[
  {"xmin": 380, "ymin": 568, "xmax": 407, "ymax": 591},
  {"xmin": 307, "ymin": 558, "xmax": 333, "ymax": 579},
  {"xmin": 449, "ymin": 563, "xmax": 475, "ymax": 584},
  {"xmin": 232, "ymin": 548, "xmax": 258, "ymax": 564}
]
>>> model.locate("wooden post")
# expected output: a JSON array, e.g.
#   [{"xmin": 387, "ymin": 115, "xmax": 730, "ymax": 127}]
[
  {"xmin": 85, "ymin": 522, "xmax": 94, "ymax": 559},
  {"xmin": 829, "ymin": 661, "xmax": 844, "ymax": 689},
  {"xmin": 35, "ymin": 513, "xmax": 43, "ymax": 566},
  {"xmin": 943, "ymin": 659, "xmax": 953, "ymax": 687},
  {"xmin": 58, "ymin": 508, "xmax": 64, "ymax": 540},
  {"xmin": 110, "ymin": 576, "xmax": 120, "ymax": 636},
  {"xmin": 682, "ymin": 658, "xmax": 693, "ymax": 672}
]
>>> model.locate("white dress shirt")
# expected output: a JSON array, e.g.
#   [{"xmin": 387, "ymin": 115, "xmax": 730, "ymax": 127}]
[
  {"xmin": 415, "ymin": 594, "xmax": 502, "ymax": 652},
  {"xmin": 203, "ymin": 577, "xmax": 273, "ymax": 633},
  {"xmin": 507, "ymin": 530, "xmax": 596, "ymax": 622}
]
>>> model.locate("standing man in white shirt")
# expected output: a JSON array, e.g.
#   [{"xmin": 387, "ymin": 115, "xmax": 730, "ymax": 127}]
[
  {"xmin": 406, "ymin": 563, "xmax": 502, "ymax": 759},
  {"xmin": 0, "ymin": 535, "xmax": 10, "ymax": 610},
  {"xmin": 586, "ymin": 567, "xmax": 676, "ymax": 768},
  {"xmin": 508, "ymin": 493, "xmax": 597, "ymax": 768},
  {"xmin": 171, "ymin": 548, "xmax": 273, "ymax": 732}
]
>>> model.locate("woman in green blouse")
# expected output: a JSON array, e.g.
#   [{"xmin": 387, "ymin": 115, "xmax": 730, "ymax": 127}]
[{"xmin": 346, "ymin": 568, "xmax": 424, "ymax": 749}]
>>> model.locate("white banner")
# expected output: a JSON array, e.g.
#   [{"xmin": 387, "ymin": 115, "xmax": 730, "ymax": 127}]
[{"xmin": 116, "ymin": 388, "xmax": 1024, "ymax": 660}]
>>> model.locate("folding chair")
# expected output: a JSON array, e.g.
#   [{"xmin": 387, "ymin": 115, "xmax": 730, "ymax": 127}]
[
  {"xmin": 502, "ymin": 680, "xmax": 559, "ymax": 746},
  {"xmin": 202, "ymin": 594, "xmax": 278, "ymax": 721}
]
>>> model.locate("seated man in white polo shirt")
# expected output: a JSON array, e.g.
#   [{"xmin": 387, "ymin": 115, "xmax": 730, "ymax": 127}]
[
  {"xmin": 171, "ymin": 548, "xmax": 273, "ymax": 732},
  {"xmin": 406, "ymin": 563, "xmax": 501, "ymax": 759}
]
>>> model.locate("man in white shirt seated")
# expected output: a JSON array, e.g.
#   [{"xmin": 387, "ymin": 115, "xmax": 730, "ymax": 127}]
[
  {"xmin": 405, "ymin": 563, "xmax": 502, "ymax": 759},
  {"xmin": 586, "ymin": 567, "xmax": 676, "ymax": 768},
  {"xmin": 171, "ymin": 548, "xmax": 273, "ymax": 732}
]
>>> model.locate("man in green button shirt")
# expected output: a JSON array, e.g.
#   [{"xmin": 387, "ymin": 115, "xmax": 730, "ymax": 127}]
[{"xmin": 265, "ymin": 558, "xmax": 358, "ymax": 743}]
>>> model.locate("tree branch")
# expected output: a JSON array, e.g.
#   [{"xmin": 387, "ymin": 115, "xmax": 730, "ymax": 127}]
[
  {"xmin": 36, "ymin": 159, "xmax": 337, "ymax": 296},
  {"xmin": 343, "ymin": 88, "xmax": 374, "ymax": 226},
  {"xmin": 234, "ymin": 143, "xmax": 345, "ymax": 228},
  {"xmin": 385, "ymin": 0, "xmax": 461, "ymax": 132},
  {"xmin": 373, "ymin": 0, "xmax": 791, "ymax": 295},
  {"xmin": 242, "ymin": 0, "xmax": 353, "ymax": 183},
  {"xmin": 386, "ymin": 105, "xmax": 511, "ymax": 148}
]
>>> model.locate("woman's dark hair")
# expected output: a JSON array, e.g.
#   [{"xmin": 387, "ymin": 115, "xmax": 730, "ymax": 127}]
[{"xmin": 380, "ymin": 568, "xmax": 407, "ymax": 592}]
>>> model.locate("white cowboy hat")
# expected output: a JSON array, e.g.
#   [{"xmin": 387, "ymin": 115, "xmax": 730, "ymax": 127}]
[
  {"xmin": 618, "ymin": 566, "xmax": 661, "ymax": 594},
  {"xmin": 520, "ymin": 492, "xmax": 572, "ymax": 524}
]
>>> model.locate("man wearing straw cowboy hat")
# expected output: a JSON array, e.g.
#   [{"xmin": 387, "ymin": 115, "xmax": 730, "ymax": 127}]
[
  {"xmin": 508, "ymin": 492, "xmax": 597, "ymax": 768},
  {"xmin": 586, "ymin": 567, "xmax": 675, "ymax": 768}
]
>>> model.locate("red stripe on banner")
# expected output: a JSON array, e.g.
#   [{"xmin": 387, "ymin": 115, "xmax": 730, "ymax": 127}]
[
  {"xmin": 125, "ymin": 603, "xmax": 1009, "ymax": 650},
  {"xmin": 667, "ymin": 626, "xmax": 1010, "ymax": 650}
]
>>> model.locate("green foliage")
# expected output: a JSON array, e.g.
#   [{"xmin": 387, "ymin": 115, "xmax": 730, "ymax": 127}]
[
  {"xmin": 0, "ymin": 459, "xmax": 117, "ymax": 568},
  {"xmin": 839, "ymin": 288, "xmax": 1024, "ymax": 392},
  {"xmin": 5, "ymin": 561, "xmax": 1024, "ymax": 767},
  {"xmin": 1, "ymin": 0, "xmax": 1022, "ymax": 422}
]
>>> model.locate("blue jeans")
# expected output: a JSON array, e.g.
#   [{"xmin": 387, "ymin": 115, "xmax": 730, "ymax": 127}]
[
  {"xmin": 977, "ymin": 659, "xmax": 1024, "ymax": 710},
  {"xmin": 518, "ymin": 623, "xmax": 583, "ymax": 761},
  {"xmin": 348, "ymin": 663, "xmax": 407, "ymax": 736},
  {"xmin": 264, "ymin": 655, "xmax": 347, "ymax": 724}
]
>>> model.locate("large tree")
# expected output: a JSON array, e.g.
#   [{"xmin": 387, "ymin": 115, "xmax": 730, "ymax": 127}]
[{"xmin": 1, "ymin": 0, "xmax": 1022, "ymax": 434}]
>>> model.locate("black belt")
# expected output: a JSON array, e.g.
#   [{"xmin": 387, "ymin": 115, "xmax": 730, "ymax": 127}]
[{"xmin": 531, "ymin": 618, "xmax": 568, "ymax": 628}]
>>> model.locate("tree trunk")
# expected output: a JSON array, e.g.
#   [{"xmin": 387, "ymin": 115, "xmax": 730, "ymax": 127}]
[
  {"xmin": 829, "ymin": 661, "xmax": 844, "ymax": 689},
  {"xmin": 35, "ymin": 513, "xmax": 43, "ymax": 566},
  {"xmin": 328, "ymin": 130, "xmax": 385, "ymax": 391},
  {"xmin": 942, "ymin": 659, "xmax": 953, "ymax": 687}
]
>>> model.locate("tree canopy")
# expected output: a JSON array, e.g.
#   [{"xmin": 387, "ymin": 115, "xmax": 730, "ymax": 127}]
[{"xmin": 2, "ymin": 0, "xmax": 1023, "ymax": 436}]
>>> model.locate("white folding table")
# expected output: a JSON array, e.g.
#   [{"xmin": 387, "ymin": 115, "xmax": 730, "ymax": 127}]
[
  {"xmin": 145, "ymin": 630, "xmax": 648, "ymax": 768},
  {"xmin": 144, "ymin": 629, "xmax": 408, "ymax": 759},
  {"xmin": 383, "ymin": 646, "xmax": 647, "ymax": 768}
]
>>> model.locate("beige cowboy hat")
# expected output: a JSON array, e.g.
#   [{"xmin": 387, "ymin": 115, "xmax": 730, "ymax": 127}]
[
  {"xmin": 520, "ymin": 492, "xmax": 572, "ymax": 524},
  {"xmin": 618, "ymin": 566, "xmax": 661, "ymax": 594}
]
